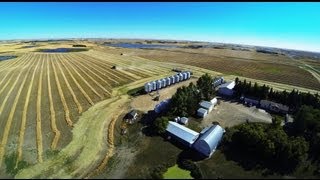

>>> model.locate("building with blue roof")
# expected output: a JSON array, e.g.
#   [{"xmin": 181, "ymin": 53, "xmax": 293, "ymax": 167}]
[
  {"xmin": 192, "ymin": 124, "xmax": 225, "ymax": 157},
  {"xmin": 166, "ymin": 121, "xmax": 199, "ymax": 147}
]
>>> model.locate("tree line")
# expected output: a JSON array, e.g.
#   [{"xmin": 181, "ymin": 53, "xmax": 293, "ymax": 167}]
[{"xmin": 234, "ymin": 77, "xmax": 320, "ymax": 112}]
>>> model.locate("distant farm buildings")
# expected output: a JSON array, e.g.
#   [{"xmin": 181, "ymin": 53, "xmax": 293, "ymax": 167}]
[
  {"xmin": 218, "ymin": 81, "xmax": 235, "ymax": 96},
  {"xmin": 144, "ymin": 71, "xmax": 192, "ymax": 93},
  {"xmin": 166, "ymin": 121, "xmax": 225, "ymax": 157}
]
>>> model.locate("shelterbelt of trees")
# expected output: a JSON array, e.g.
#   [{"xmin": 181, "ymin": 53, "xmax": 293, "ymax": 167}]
[{"xmin": 233, "ymin": 77, "xmax": 320, "ymax": 113}]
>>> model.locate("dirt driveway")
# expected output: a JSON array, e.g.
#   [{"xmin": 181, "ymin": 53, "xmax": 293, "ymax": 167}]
[
  {"xmin": 130, "ymin": 78, "xmax": 197, "ymax": 113},
  {"xmin": 200, "ymin": 98, "xmax": 272, "ymax": 128}
]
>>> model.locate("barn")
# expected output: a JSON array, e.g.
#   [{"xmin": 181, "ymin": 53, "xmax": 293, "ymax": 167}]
[
  {"xmin": 192, "ymin": 124, "xmax": 225, "ymax": 157},
  {"xmin": 218, "ymin": 81, "xmax": 235, "ymax": 96},
  {"xmin": 166, "ymin": 121, "xmax": 200, "ymax": 147}
]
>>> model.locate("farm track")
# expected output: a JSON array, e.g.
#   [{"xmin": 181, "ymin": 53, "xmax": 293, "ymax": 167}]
[
  {"xmin": 46, "ymin": 54, "xmax": 61, "ymax": 150},
  {"xmin": 0, "ymin": 54, "xmax": 35, "ymax": 167}
]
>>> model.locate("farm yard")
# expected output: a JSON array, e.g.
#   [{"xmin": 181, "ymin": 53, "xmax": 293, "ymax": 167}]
[{"xmin": 0, "ymin": 40, "xmax": 319, "ymax": 178}]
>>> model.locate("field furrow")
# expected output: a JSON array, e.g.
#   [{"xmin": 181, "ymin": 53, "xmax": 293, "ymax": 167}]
[
  {"xmin": 51, "ymin": 56, "xmax": 73, "ymax": 127},
  {"xmin": 16, "ymin": 56, "xmax": 41, "ymax": 165},
  {"xmin": 46, "ymin": 54, "xmax": 61, "ymax": 150},
  {"xmin": 60, "ymin": 54, "xmax": 104, "ymax": 100},
  {"xmin": 0, "ymin": 54, "xmax": 34, "ymax": 167},
  {"xmin": 36, "ymin": 59, "xmax": 45, "ymax": 163},
  {"xmin": 56, "ymin": 55, "xmax": 95, "ymax": 105},
  {"xmin": 0, "ymin": 56, "xmax": 36, "ymax": 168},
  {"xmin": 72, "ymin": 53, "xmax": 126, "ymax": 85},
  {"xmin": 67, "ymin": 54, "xmax": 113, "ymax": 89},
  {"xmin": 64, "ymin": 54, "xmax": 111, "ymax": 96}
]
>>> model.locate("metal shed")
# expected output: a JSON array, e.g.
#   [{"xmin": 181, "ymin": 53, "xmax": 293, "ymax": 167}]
[
  {"xmin": 193, "ymin": 124, "xmax": 224, "ymax": 157},
  {"xmin": 197, "ymin": 108, "xmax": 208, "ymax": 118},
  {"xmin": 166, "ymin": 121, "xmax": 199, "ymax": 147},
  {"xmin": 199, "ymin": 101, "xmax": 214, "ymax": 112}
]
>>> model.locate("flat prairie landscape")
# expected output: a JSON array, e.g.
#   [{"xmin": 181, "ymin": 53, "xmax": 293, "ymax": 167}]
[{"xmin": 0, "ymin": 40, "xmax": 319, "ymax": 178}]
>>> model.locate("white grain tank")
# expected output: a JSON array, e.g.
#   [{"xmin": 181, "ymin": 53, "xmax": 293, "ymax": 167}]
[
  {"xmin": 156, "ymin": 80, "xmax": 162, "ymax": 89},
  {"xmin": 170, "ymin": 76, "xmax": 175, "ymax": 84},
  {"xmin": 144, "ymin": 82, "xmax": 152, "ymax": 93},
  {"xmin": 166, "ymin": 77, "xmax": 171, "ymax": 86},
  {"xmin": 183, "ymin": 72, "xmax": 188, "ymax": 80},
  {"xmin": 175, "ymin": 74, "xmax": 180, "ymax": 83},
  {"xmin": 161, "ymin": 78, "xmax": 166, "ymax": 88},
  {"xmin": 152, "ymin": 81, "xmax": 157, "ymax": 91},
  {"xmin": 178, "ymin": 73, "xmax": 184, "ymax": 81},
  {"xmin": 186, "ymin": 71, "xmax": 191, "ymax": 79}
]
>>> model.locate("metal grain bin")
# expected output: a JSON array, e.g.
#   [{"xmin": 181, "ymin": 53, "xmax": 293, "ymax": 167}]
[
  {"xmin": 161, "ymin": 78, "xmax": 166, "ymax": 87},
  {"xmin": 144, "ymin": 82, "xmax": 153, "ymax": 93},
  {"xmin": 166, "ymin": 77, "xmax": 171, "ymax": 86},
  {"xmin": 170, "ymin": 76, "xmax": 175, "ymax": 84},
  {"xmin": 157, "ymin": 80, "xmax": 162, "ymax": 89},
  {"xmin": 187, "ymin": 71, "xmax": 191, "ymax": 79},
  {"xmin": 152, "ymin": 81, "xmax": 157, "ymax": 90},
  {"xmin": 178, "ymin": 73, "xmax": 184, "ymax": 81},
  {"xmin": 175, "ymin": 74, "xmax": 180, "ymax": 82},
  {"xmin": 183, "ymin": 72, "xmax": 187, "ymax": 80}
]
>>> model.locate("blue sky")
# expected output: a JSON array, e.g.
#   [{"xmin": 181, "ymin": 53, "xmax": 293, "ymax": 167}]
[{"xmin": 0, "ymin": 2, "xmax": 320, "ymax": 52}]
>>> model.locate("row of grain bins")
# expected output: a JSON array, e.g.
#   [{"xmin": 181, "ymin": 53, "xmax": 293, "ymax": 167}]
[{"xmin": 144, "ymin": 71, "xmax": 192, "ymax": 93}]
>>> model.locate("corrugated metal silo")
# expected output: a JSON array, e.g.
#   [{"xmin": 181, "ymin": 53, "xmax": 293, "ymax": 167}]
[
  {"xmin": 175, "ymin": 74, "xmax": 180, "ymax": 82},
  {"xmin": 144, "ymin": 82, "xmax": 151, "ymax": 93},
  {"xmin": 166, "ymin": 77, "xmax": 171, "ymax": 86},
  {"xmin": 186, "ymin": 71, "xmax": 191, "ymax": 79},
  {"xmin": 162, "ymin": 78, "xmax": 166, "ymax": 87},
  {"xmin": 179, "ymin": 73, "xmax": 184, "ymax": 81},
  {"xmin": 157, "ymin": 80, "xmax": 162, "ymax": 89},
  {"xmin": 170, "ymin": 76, "xmax": 175, "ymax": 84},
  {"xmin": 152, "ymin": 81, "xmax": 157, "ymax": 90},
  {"xmin": 183, "ymin": 72, "xmax": 187, "ymax": 80}
]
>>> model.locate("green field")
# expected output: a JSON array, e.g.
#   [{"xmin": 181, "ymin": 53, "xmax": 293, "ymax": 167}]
[{"xmin": 163, "ymin": 165, "xmax": 192, "ymax": 179}]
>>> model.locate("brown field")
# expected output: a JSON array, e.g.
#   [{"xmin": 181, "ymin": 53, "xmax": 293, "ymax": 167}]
[{"xmin": 0, "ymin": 40, "xmax": 318, "ymax": 178}]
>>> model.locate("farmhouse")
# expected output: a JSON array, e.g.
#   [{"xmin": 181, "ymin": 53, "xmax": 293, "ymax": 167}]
[
  {"xmin": 166, "ymin": 121, "xmax": 200, "ymax": 147},
  {"xmin": 199, "ymin": 101, "xmax": 214, "ymax": 112},
  {"xmin": 197, "ymin": 108, "xmax": 208, "ymax": 118},
  {"xmin": 260, "ymin": 100, "xmax": 289, "ymax": 114},
  {"xmin": 218, "ymin": 81, "xmax": 235, "ymax": 96},
  {"xmin": 193, "ymin": 124, "xmax": 225, "ymax": 157}
]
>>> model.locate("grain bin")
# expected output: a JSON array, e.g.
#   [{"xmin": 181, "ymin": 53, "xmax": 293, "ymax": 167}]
[
  {"xmin": 178, "ymin": 73, "xmax": 184, "ymax": 81},
  {"xmin": 166, "ymin": 77, "xmax": 171, "ymax": 86},
  {"xmin": 175, "ymin": 74, "xmax": 180, "ymax": 82},
  {"xmin": 152, "ymin": 81, "xmax": 157, "ymax": 91},
  {"xmin": 170, "ymin": 76, "xmax": 175, "ymax": 84},
  {"xmin": 183, "ymin": 72, "xmax": 187, "ymax": 80},
  {"xmin": 144, "ymin": 82, "xmax": 152, "ymax": 93},
  {"xmin": 157, "ymin": 80, "xmax": 162, "ymax": 89},
  {"xmin": 186, "ymin": 71, "xmax": 191, "ymax": 79},
  {"xmin": 161, "ymin": 78, "xmax": 166, "ymax": 87}
]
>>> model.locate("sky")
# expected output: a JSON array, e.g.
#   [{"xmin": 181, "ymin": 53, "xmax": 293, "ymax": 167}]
[{"xmin": 0, "ymin": 2, "xmax": 320, "ymax": 52}]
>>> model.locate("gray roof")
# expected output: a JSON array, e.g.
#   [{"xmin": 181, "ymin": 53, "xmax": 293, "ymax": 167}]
[
  {"xmin": 260, "ymin": 100, "xmax": 289, "ymax": 111},
  {"xmin": 193, "ymin": 125, "xmax": 224, "ymax": 156},
  {"xmin": 197, "ymin": 108, "xmax": 208, "ymax": 114},
  {"xmin": 166, "ymin": 121, "xmax": 199, "ymax": 145},
  {"xmin": 218, "ymin": 81, "xmax": 235, "ymax": 89},
  {"xmin": 199, "ymin": 101, "xmax": 213, "ymax": 109}
]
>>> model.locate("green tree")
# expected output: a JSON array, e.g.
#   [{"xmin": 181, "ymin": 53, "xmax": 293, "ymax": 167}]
[
  {"xmin": 153, "ymin": 116, "xmax": 169, "ymax": 134},
  {"xmin": 197, "ymin": 73, "xmax": 215, "ymax": 100}
]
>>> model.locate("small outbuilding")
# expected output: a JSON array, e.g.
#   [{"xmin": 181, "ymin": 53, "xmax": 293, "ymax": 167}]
[
  {"xmin": 199, "ymin": 101, "xmax": 214, "ymax": 112},
  {"xmin": 125, "ymin": 110, "xmax": 138, "ymax": 124},
  {"xmin": 197, "ymin": 108, "xmax": 208, "ymax": 118}
]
